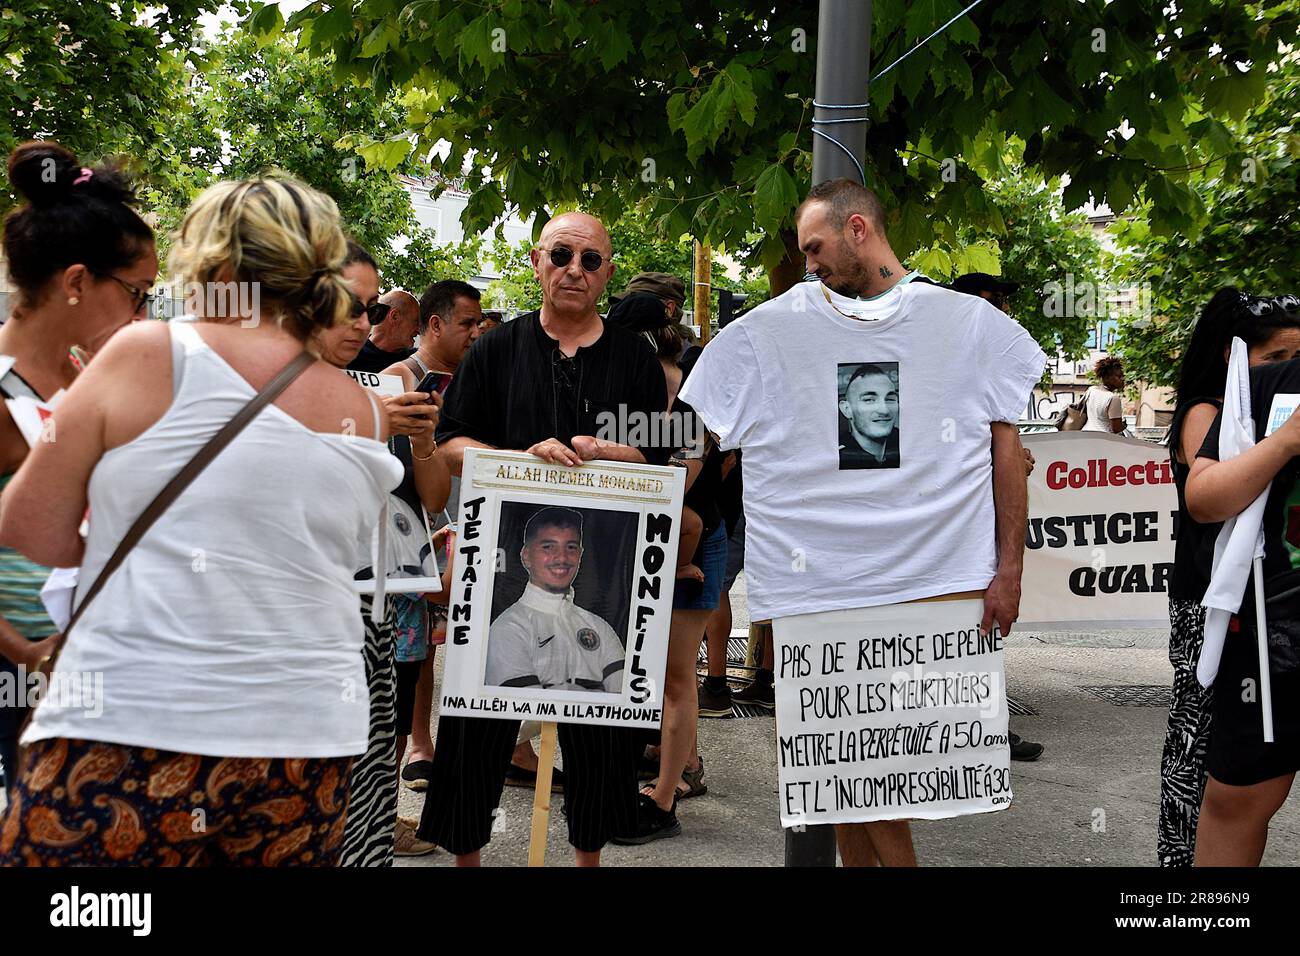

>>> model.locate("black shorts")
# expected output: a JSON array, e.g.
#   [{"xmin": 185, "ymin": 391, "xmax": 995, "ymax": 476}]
[
  {"xmin": 394, "ymin": 659, "xmax": 423, "ymax": 738},
  {"xmin": 722, "ymin": 514, "xmax": 745, "ymax": 592},
  {"xmin": 1207, "ymin": 623, "xmax": 1300, "ymax": 786},
  {"xmin": 418, "ymin": 715, "xmax": 636, "ymax": 854}
]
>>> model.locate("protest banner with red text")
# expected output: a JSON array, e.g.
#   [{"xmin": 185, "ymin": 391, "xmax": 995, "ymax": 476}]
[{"xmin": 1020, "ymin": 432, "xmax": 1176, "ymax": 629}]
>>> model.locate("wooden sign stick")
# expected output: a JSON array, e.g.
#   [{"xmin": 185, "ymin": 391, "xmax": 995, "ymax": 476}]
[{"xmin": 526, "ymin": 721, "xmax": 559, "ymax": 867}]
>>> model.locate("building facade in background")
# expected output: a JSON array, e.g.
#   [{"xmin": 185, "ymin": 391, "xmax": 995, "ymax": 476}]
[{"xmin": 1027, "ymin": 207, "xmax": 1173, "ymax": 435}]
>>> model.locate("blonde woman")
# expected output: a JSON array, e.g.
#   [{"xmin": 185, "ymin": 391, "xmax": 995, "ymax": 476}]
[{"xmin": 0, "ymin": 175, "xmax": 402, "ymax": 866}]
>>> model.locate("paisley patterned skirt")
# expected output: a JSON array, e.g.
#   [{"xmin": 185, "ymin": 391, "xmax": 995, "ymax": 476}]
[{"xmin": 0, "ymin": 737, "xmax": 351, "ymax": 866}]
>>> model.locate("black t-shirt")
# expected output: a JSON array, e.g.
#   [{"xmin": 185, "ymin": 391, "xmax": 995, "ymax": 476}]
[
  {"xmin": 435, "ymin": 310, "xmax": 670, "ymax": 464},
  {"xmin": 348, "ymin": 339, "xmax": 416, "ymax": 374},
  {"xmin": 1169, "ymin": 397, "xmax": 1223, "ymax": 602},
  {"xmin": 717, "ymin": 451, "xmax": 743, "ymax": 534},
  {"xmin": 673, "ymin": 395, "xmax": 723, "ymax": 537},
  {"xmin": 1199, "ymin": 359, "xmax": 1300, "ymax": 592},
  {"xmin": 674, "ymin": 346, "xmax": 722, "ymax": 537}
]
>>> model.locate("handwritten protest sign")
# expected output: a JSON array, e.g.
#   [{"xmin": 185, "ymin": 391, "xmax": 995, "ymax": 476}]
[
  {"xmin": 1019, "ymin": 432, "xmax": 1176, "ymax": 629},
  {"xmin": 440, "ymin": 448, "xmax": 685, "ymax": 730},
  {"xmin": 773, "ymin": 598, "xmax": 1012, "ymax": 826}
]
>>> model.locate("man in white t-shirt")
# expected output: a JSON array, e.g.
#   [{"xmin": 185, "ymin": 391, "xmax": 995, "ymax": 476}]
[
  {"xmin": 485, "ymin": 506, "xmax": 625, "ymax": 692},
  {"xmin": 677, "ymin": 178, "xmax": 1046, "ymax": 867}
]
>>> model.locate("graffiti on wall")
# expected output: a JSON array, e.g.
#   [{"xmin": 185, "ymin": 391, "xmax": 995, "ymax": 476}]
[{"xmin": 1027, "ymin": 387, "xmax": 1088, "ymax": 422}]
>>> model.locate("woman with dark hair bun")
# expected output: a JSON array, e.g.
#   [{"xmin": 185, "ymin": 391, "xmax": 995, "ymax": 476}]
[
  {"xmin": 1158, "ymin": 287, "xmax": 1300, "ymax": 867},
  {"xmin": 0, "ymin": 141, "xmax": 156, "ymax": 792}
]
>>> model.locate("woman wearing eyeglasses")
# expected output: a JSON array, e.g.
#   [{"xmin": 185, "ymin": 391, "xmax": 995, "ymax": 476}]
[
  {"xmin": 0, "ymin": 141, "xmax": 157, "ymax": 793},
  {"xmin": 1185, "ymin": 291, "xmax": 1300, "ymax": 866}
]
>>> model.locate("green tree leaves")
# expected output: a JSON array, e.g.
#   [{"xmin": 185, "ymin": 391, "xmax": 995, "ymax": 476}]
[
  {"xmin": 1114, "ymin": 64, "xmax": 1300, "ymax": 390},
  {"xmin": 0, "ymin": 0, "xmax": 231, "ymax": 213},
  {"xmin": 753, "ymin": 164, "xmax": 798, "ymax": 232},
  {"xmin": 148, "ymin": 30, "xmax": 420, "ymax": 264},
  {"xmin": 248, "ymin": 2, "xmax": 284, "ymax": 46},
  {"xmin": 264, "ymin": 0, "xmax": 1299, "ymax": 304}
]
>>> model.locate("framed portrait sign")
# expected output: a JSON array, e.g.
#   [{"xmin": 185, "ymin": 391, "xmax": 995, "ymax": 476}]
[{"xmin": 440, "ymin": 448, "xmax": 686, "ymax": 729}]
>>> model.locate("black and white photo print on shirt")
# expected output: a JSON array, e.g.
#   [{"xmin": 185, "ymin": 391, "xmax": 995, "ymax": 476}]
[
  {"xmin": 485, "ymin": 502, "xmax": 637, "ymax": 694},
  {"xmin": 837, "ymin": 361, "xmax": 900, "ymax": 469}
]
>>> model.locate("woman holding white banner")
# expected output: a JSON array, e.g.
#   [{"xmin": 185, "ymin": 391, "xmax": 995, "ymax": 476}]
[
  {"xmin": 1186, "ymin": 293, "xmax": 1300, "ymax": 866},
  {"xmin": 1159, "ymin": 289, "xmax": 1300, "ymax": 867}
]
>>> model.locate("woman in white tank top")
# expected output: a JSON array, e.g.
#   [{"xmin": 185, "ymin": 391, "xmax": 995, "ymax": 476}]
[
  {"xmin": 1082, "ymin": 357, "xmax": 1127, "ymax": 433},
  {"xmin": 0, "ymin": 176, "xmax": 402, "ymax": 867}
]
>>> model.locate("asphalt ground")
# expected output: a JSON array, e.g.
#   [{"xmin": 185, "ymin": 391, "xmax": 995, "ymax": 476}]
[{"xmin": 397, "ymin": 578, "xmax": 1300, "ymax": 867}]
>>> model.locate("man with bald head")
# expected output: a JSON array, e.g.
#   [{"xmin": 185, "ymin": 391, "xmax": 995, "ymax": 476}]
[
  {"xmin": 348, "ymin": 289, "xmax": 420, "ymax": 373},
  {"xmin": 420, "ymin": 211, "xmax": 669, "ymax": 867}
]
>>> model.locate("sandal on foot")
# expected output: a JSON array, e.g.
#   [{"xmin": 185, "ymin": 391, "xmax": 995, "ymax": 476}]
[
  {"xmin": 640, "ymin": 759, "xmax": 707, "ymax": 799},
  {"xmin": 677, "ymin": 757, "xmax": 707, "ymax": 799}
]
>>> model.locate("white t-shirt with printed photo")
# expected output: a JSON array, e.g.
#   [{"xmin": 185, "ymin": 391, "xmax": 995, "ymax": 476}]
[{"xmin": 678, "ymin": 279, "xmax": 1046, "ymax": 621}]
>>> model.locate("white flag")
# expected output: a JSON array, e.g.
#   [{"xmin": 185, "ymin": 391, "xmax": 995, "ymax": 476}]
[{"xmin": 1199, "ymin": 338, "xmax": 1268, "ymax": 687}]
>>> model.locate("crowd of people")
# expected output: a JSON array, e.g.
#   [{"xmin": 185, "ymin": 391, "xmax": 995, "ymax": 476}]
[{"xmin": 0, "ymin": 139, "xmax": 1296, "ymax": 867}]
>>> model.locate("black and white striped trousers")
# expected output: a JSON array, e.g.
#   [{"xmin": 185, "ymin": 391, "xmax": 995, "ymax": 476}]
[
  {"xmin": 418, "ymin": 714, "xmax": 637, "ymax": 855},
  {"xmin": 341, "ymin": 598, "xmax": 398, "ymax": 867},
  {"xmin": 1158, "ymin": 598, "xmax": 1212, "ymax": 867}
]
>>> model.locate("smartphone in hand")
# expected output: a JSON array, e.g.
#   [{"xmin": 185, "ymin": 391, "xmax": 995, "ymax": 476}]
[{"xmin": 415, "ymin": 370, "xmax": 453, "ymax": 396}]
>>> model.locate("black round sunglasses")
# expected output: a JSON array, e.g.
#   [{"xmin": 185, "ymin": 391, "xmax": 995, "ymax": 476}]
[
  {"xmin": 1243, "ymin": 293, "xmax": 1300, "ymax": 316},
  {"xmin": 541, "ymin": 246, "xmax": 606, "ymax": 272}
]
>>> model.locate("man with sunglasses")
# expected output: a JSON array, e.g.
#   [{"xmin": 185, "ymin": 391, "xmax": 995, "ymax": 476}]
[{"xmin": 419, "ymin": 211, "xmax": 670, "ymax": 867}]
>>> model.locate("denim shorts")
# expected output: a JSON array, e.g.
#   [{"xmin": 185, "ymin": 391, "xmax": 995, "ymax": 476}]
[{"xmin": 673, "ymin": 523, "xmax": 729, "ymax": 611}]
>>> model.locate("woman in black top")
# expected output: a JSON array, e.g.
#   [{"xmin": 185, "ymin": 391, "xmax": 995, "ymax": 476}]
[
  {"xmin": 1159, "ymin": 289, "xmax": 1300, "ymax": 866},
  {"xmin": 604, "ymin": 294, "xmax": 724, "ymax": 844},
  {"xmin": 1180, "ymin": 292, "xmax": 1300, "ymax": 866}
]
